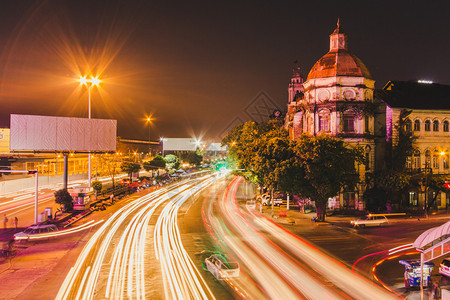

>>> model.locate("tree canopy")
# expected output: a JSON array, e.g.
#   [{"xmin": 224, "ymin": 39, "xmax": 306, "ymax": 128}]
[
  {"xmin": 144, "ymin": 155, "xmax": 166, "ymax": 170},
  {"xmin": 164, "ymin": 154, "xmax": 180, "ymax": 169},
  {"xmin": 54, "ymin": 189, "xmax": 73, "ymax": 212},
  {"xmin": 180, "ymin": 151, "xmax": 203, "ymax": 166},
  {"xmin": 120, "ymin": 161, "xmax": 141, "ymax": 180},
  {"xmin": 222, "ymin": 120, "xmax": 363, "ymax": 221}
]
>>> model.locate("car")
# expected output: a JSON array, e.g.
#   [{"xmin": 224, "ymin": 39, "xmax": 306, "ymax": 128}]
[
  {"xmin": 350, "ymin": 214, "xmax": 388, "ymax": 228},
  {"xmin": 439, "ymin": 258, "xmax": 450, "ymax": 277},
  {"xmin": 259, "ymin": 193, "xmax": 283, "ymax": 206},
  {"xmin": 14, "ymin": 224, "xmax": 58, "ymax": 240},
  {"xmin": 205, "ymin": 254, "xmax": 240, "ymax": 280}
]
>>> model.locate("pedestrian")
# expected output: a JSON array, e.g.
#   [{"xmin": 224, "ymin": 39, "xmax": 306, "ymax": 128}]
[
  {"xmin": 14, "ymin": 217, "xmax": 18, "ymax": 229},
  {"xmin": 3, "ymin": 214, "xmax": 8, "ymax": 229}
]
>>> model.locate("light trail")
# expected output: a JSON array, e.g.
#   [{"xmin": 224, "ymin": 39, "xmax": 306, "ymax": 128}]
[
  {"xmin": 56, "ymin": 173, "xmax": 218, "ymax": 300},
  {"xmin": 205, "ymin": 177, "xmax": 400, "ymax": 300}
]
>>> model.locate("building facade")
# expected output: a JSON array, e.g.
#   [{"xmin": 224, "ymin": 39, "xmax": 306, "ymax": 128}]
[{"xmin": 285, "ymin": 21, "xmax": 450, "ymax": 211}]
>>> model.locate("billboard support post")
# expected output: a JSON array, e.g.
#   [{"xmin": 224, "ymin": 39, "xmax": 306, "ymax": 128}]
[{"xmin": 63, "ymin": 153, "xmax": 68, "ymax": 190}]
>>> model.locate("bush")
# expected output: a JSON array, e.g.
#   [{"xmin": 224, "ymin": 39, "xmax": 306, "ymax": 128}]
[{"xmin": 54, "ymin": 189, "xmax": 73, "ymax": 212}]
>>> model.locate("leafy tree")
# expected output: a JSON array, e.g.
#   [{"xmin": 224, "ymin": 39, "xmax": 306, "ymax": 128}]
[
  {"xmin": 120, "ymin": 161, "xmax": 141, "ymax": 181},
  {"xmin": 99, "ymin": 153, "xmax": 122, "ymax": 189},
  {"xmin": 144, "ymin": 155, "xmax": 166, "ymax": 170},
  {"xmin": 164, "ymin": 154, "xmax": 180, "ymax": 169},
  {"xmin": 293, "ymin": 134, "xmax": 363, "ymax": 221},
  {"xmin": 92, "ymin": 180, "xmax": 103, "ymax": 199},
  {"xmin": 54, "ymin": 189, "xmax": 73, "ymax": 212},
  {"xmin": 180, "ymin": 151, "xmax": 203, "ymax": 166}
]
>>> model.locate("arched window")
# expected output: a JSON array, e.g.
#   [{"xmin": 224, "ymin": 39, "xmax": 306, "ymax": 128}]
[
  {"xmin": 414, "ymin": 120, "xmax": 420, "ymax": 131},
  {"xmin": 413, "ymin": 150, "xmax": 421, "ymax": 169},
  {"xmin": 425, "ymin": 120, "xmax": 431, "ymax": 131},
  {"xmin": 342, "ymin": 112, "xmax": 355, "ymax": 132},
  {"xmin": 444, "ymin": 121, "xmax": 449, "ymax": 132},
  {"xmin": 425, "ymin": 149, "xmax": 431, "ymax": 168},
  {"xmin": 405, "ymin": 119, "xmax": 412, "ymax": 132},
  {"xmin": 318, "ymin": 111, "xmax": 330, "ymax": 132},
  {"xmin": 433, "ymin": 120, "xmax": 439, "ymax": 132}
]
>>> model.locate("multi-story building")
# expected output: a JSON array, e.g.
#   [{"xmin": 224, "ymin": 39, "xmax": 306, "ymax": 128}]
[
  {"xmin": 377, "ymin": 81, "xmax": 450, "ymax": 209},
  {"xmin": 285, "ymin": 21, "xmax": 450, "ymax": 211}
]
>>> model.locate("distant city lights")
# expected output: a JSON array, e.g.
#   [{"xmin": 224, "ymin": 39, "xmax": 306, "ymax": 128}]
[{"xmin": 418, "ymin": 80, "xmax": 433, "ymax": 84}]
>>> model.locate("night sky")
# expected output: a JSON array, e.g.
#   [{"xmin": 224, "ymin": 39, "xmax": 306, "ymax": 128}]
[{"xmin": 0, "ymin": 0, "xmax": 449, "ymax": 141}]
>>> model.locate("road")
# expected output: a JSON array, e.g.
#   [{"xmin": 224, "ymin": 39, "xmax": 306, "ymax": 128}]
[
  {"xmin": 202, "ymin": 176, "xmax": 399, "ymax": 299},
  {"xmin": 56, "ymin": 173, "xmax": 219, "ymax": 300}
]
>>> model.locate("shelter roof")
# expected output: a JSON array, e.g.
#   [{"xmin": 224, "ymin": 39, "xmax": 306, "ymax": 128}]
[{"xmin": 413, "ymin": 220, "xmax": 450, "ymax": 249}]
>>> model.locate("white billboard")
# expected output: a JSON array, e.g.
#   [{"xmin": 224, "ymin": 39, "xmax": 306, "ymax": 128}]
[
  {"xmin": 163, "ymin": 138, "xmax": 199, "ymax": 151},
  {"xmin": 10, "ymin": 114, "xmax": 116, "ymax": 152}
]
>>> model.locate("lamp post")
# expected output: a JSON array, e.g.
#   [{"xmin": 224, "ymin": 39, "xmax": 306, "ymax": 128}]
[
  {"xmin": 79, "ymin": 75, "xmax": 100, "ymax": 188},
  {"xmin": 146, "ymin": 117, "xmax": 152, "ymax": 155}
]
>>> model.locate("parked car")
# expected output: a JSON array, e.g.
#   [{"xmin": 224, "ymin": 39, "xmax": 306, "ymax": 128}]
[
  {"xmin": 350, "ymin": 214, "xmax": 388, "ymax": 228},
  {"xmin": 259, "ymin": 193, "xmax": 283, "ymax": 206},
  {"xmin": 205, "ymin": 254, "xmax": 240, "ymax": 280},
  {"xmin": 439, "ymin": 258, "xmax": 450, "ymax": 277},
  {"xmin": 14, "ymin": 224, "xmax": 58, "ymax": 241}
]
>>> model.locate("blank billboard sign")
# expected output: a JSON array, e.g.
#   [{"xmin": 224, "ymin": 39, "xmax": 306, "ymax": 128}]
[
  {"xmin": 163, "ymin": 138, "xmax": 198, "ymax": 151},
  {"xmin": 10, "ymin": 114, "xmax": 117, "ymax": 152}
]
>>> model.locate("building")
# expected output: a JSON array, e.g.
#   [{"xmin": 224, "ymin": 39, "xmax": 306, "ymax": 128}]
[
  {"xmin": 376, "ymin": 81, "xmax": 450, "ymax": 209},
  {"xmin": 286, "ymin": 20, "xmax": 376, "ymax": 210},
  {"xmin": 285, "ymin": 21, "xmax": 450, "ymax": 211}
]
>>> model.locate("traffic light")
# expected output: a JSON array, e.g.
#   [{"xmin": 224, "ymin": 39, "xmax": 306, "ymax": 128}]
[{"xmin": 28, "ymin": 170, "xmax": 38, "ymax": 175}]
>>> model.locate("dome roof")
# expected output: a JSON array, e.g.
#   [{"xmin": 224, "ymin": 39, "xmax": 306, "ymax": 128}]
[
  {"xmin": 306, "ymin": 20, "xmax": 372, "ymax": 81},
  {"xmin": 306, "ymin": 49, "xmax": 372, "ymax": 80}
]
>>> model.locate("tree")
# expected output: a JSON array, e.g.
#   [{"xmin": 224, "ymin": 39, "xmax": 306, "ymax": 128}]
[
  {"xmin": 144, "ymin": 155, "xmax": 166, "ymax": 170},
  {"xmin": 294, "ymin": 134, "xmax": 364, "ymax": 221},
  {"xmin": 54, "ymin": 189, "xmax": 73, "ymax": 212},
  {"xmin": 120, "ymin": 161, "xmax": 141, "ymax": 181},
  {"xmin": 164, "ymin": 154, "xmax": 180, "ymax": 169},
  {"xmin": 92, "ymin": 180, "xmax": 103, "ymax": 199},
  {"xmin": 180, "ymin": 151, "xmax": 203, "ymax": 166},
  {"xmin": 99, "ymin": 153, "xmax": 122, "ymax": 189}
]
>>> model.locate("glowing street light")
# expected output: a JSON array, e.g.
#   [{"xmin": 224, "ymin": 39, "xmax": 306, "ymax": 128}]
[
  {"xmin": 79, "ymin": 75, "xmax": 101, "ymax": 188},
  {"xmin": 146, "ymin": 117, "xmax": 152, "ymax": 154}
]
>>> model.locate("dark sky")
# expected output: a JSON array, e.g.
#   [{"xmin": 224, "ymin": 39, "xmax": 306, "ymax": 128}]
[{"xmin": 0, "ymin": 0, "xmax": 449, "ymax": 141}]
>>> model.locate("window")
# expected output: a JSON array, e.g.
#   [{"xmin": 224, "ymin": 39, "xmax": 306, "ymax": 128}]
[
  {"xmin": 405, "ymin": 119, "xmax": 412, "ymax": 132},
  {"xmin": 409, "ymin": 192, "xmax": 418, "ymax": 206},
  {"xmin": 406, "ymin": 157, "xmax": 412, "ymax": 169},
  {"xmin": 319, "ymin": 114, "xmax": 330, "ymax": 132},
  {"xmin": 444, "ymin": 156, "xmax": 449, "ymax": 169},
  {"xmin": 365, "ymin": 116, "xmax": 370, "ymax": 133},
  {"xmin": 433, "ymin": 155, "xmax": 439, "ymax": 169},
  {"xmin": 414, "ymin": 150, "xmax": 421, "ymax": 169},
  {"xmin": 414, "ymin": 120, "xmax": 421, "ymax": 131},
  {"xmin": 433, "ymin": 120, "xmax": 439, "ymax": 132},
  {"xmin": 444, "ymin": 121, "xmax": 449, "ymax": 132},
  {"xmin": 343, "ymin": 114, "xmax": 355, "ymax": 132},
  {"xmin": 425, "ymin": 120, "xmax": 431, "ymax": 131}
]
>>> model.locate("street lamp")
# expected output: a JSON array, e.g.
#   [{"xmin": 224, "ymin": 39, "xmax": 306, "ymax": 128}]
[
  {"xmin": 79, "ymin": 75, "xmax": 101, "ymax": 188},
  {"xmin": 146, "ymin": 117, "xmax": 152, "ymax": 155}
]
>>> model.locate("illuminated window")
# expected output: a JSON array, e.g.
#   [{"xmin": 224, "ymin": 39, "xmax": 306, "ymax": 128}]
[
  {"xmin": 365, "ymin": 146, "xmax": 371, "ymax": 169},
  {"xmin": 433, "ymin": 120, "xmax": 439, "ymax": 132},
  {"xmin": 444, "ymin": 121, "xmax": 449, "ymax": 132},
  {"xmin": 405, "ymin": 119, "xmax": 412, "ymax": 132},
  {"xmin": 444, "ymin": 157, "xmax": 449, "ymax": 169},
  {"xmin": 414, "ymin": 120, "xmax": 420, "ymax": 131},
  {"xmin": 414, "ymin": 150, "xmax": 421, "ymax": 169},
  {"xmin": 319, "ymin": 114, "xmax": 330, "ymax": 132},
  {"xmin": 343, "ymin": 114, "xmax": 355, "ymax": 132},
  {"xmin": 409, "ymin": 192, "xmax": 418, "ymax": 206},
  {"xmin": 406, "ymin": 157, "xmax": 412, "ymax": 169},
  {"xmin": 433, "ymin": 155, "xmax": 439, "ymax": 169},
  {"xmin": 425, "ymin": 120, "xmax": 431, "ymax": 131}
]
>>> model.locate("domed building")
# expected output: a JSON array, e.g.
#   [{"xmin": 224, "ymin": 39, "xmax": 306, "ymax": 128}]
[{"xmin": 286, "ymin": 20, "xmax": 376, "ymax": 210}]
